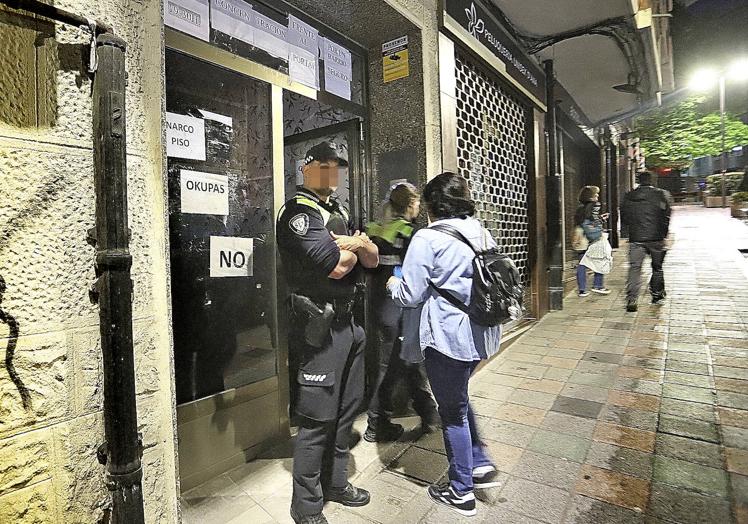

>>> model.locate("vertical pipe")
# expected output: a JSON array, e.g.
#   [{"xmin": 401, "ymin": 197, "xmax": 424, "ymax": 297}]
[
  {"xmin": 544, "ymin": 60, "xmax": 563, "ymax": 310},
  {"xmin": 92, "ymin": 33, "xmax": 145, "ymax": 523},
  {"xmin": 720, "ymin": 76, "xmax": 727, "ymax": 208}
]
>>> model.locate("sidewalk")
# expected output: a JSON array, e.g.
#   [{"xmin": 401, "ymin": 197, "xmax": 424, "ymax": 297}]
[{"xmin": 182, "ymin": 206, "xmax": 748, "ymax": 524}]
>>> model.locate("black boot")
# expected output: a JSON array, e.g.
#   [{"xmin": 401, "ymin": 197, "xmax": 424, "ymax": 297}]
[
  {"xmin": 324, "ymin": 483, "xmax": 371, "ymax": 507},
  {"xmin": 364, "ymin": 420, "xmax": 404, "ymax": 442},
  {"xmin": 290, "ymin": 507, "xmax": 329, "ymax": 524}
]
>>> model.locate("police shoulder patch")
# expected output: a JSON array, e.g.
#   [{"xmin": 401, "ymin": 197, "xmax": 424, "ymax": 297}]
[{"xmin": 289, "ymin": 213, "xmax": 310, "ymax": 236}]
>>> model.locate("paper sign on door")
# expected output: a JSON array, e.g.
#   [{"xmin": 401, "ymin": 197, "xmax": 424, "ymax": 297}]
[
  {"xmin": 210, "ymin": 236, "xmax": 254, "ymax": 277},
  {"xmin": 180, "ymin": 170, "xmax": 229, "ymax": 215},
  {"xmin": 166, "ymin": 112, "xmax": 206, "ymax": 160}
]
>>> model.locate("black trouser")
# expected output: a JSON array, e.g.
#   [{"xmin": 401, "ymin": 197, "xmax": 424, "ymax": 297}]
[
  {"xmin": 626, "ymin": 240, "xmax": 667, "ymax": 302},
  {"xmin": 292, "ymin": 318, "xmax": 365, "ymax": 516},
  {"xmin": 367, "ymin": 297, "xmax": 437, "ymax": 428}
]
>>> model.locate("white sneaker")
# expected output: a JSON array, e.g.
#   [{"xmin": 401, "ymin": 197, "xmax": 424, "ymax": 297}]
[{"xmin": 591, "ymin": 288, "xmax": 611, "ymax": 295}]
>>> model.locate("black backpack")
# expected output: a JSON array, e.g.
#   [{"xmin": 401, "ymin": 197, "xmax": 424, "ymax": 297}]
[{"xmin": 428, "ymin": 224, "xmax": 523, "ymax": 326}]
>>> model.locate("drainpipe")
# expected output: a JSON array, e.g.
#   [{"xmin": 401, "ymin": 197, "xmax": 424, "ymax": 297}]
[
  {"xmin": 544, "ymin": 60, "xmax": 564, "ymax": 310},
  {"xmin": 0, "ymin": 1, "xmax": 144, "ymax": 522}
]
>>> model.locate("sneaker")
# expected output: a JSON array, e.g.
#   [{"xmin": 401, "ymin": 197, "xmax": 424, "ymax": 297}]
[
  {"xmin": 363, "ymin": 421, "xmax": 404, "ymax": 443},
  {"xmin": 427, "ymin": 484, "xmax": 476, "ymax": 517},
  {"xmin": 579, "ymin": 291, "xmax": 590, "ymax": 298},
  {"xmin": 324, "ymin": 483, "xmax": 370, "ymax": 507},
  {"xmin": 472, "ymin": 465, "xmax": 502, "ymax": 489},
  {"xmin": 652, "ymin": 292, "xmax": 667, "ymax": 305},
  {"xmin": 591, "ymin": 288, "xmax": 611, "ymax": 295},
  {"xmin": 290, "ymin": 507, "xmax": 329, "ymax": 524},
  {"xmin": 626, "ymin": 301, "xmax": 638, "ymax": 312}
]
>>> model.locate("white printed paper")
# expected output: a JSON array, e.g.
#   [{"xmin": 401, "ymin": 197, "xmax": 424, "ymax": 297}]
[
  {"xmin": 289, "ymin": 48, "xmax": 319, "ymax": 89},
  {"xmin": 198, "ymin": 109, "xmax": 233, "ymax": 128},
  {"xmin": 210, "ymin": 0, "xmax": 254, "ymax": 45},
  {"xmin": 295, "ymin": 159, "xmax": 306, "ymax": 185},
  {"xmin": 166, "ymin": 112, "xmax": 206, "ymax": 160},
  {"xmin": 164, "ymin": 0, "xmax": 210, "ymax": 42},
  {"xmin": 251, "ymin": 10, "xmax": 289, "ymax": 59},
  {"xmin": 210, "ymin": 236, "xmax": 254, "ymax": 277},
  {"xmin": 180, "ymin": 170, "xmax": 229, "ymax": 215},
  {"xmin": 321, "ymin": 38, "xmax": 352, "ymax": 100},
  {"xmin": 324, "ymin": 63, "xmax": 351, "ymax": 100},
  {"xmin": 287, "ymin": 15, "xmax": 318, "ymax": 55}
]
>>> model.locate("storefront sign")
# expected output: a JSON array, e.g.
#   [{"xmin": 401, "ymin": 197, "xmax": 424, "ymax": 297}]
[
  {"xmin": 180, "ymin": 170, "xmax": 229, "ymax": 215},
  {"xmin": 322, "ymin": 38, "xmax": 352, "ymax": 100},
  {"xmin": 165, "ymin": 0, "xmax": 210, "ymax": 42},
  {"xmin": 382, "ymin": 36, "xmax": 409, "ymax": 83},
  {"xmin": 287, "ymin": 14, "xmax": 320, "ymax": 89},
  {"xmin": 443, "ymin": 0, "xmax": 546, "ymax": 106},
  {"xmin": 251, "ymin": 10, "xmax": 289, "ymax": 59},
  {"xmin": 287, "ymin": 15, "xmax": 318, "ymax": 55},
  {"xmin": 166, "ymin": 112, "xmax": 206, "ymax": 160},
  {"xmin": 210, "ymin": 0, "xmax": 254, "ymax": 45},
  {"xmin": 210, "ymin": 236, "xmax": 254, "ymax": 277}
]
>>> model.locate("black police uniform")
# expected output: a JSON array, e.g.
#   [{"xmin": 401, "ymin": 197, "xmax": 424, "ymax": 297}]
[{"xmin": 277, "ymin": 187, "xmax": 366, "ymax": 517}]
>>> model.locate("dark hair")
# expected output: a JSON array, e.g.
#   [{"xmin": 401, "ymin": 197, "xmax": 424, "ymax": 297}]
[
  {"xmin": 389, "ymin": 183, "xmax": 419, "ymax": 216},
  {"xmin": 638, "ymin": 171, "xmax": 654, "ymax": 185},
  {"xmin": 423, "ymin": 172, "xmax": 476, "ymax": 219}
]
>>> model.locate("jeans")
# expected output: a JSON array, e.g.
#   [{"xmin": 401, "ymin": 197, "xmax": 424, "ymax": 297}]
[
  {"xmin": 368, "ymin": 298, "xmax": 438, "ymax": 427},
  {"xmin": 576, "ymin": 252, "xmax": 604, "ymax": 292},
  {"xmin": 424, "ymin": 348, "xmax": 494, "ymax": 494},
  {"xmin": 626, "ymin": 240, "xmax": 666, "ymax": 302}
]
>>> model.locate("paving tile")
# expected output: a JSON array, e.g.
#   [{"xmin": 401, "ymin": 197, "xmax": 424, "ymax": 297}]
[
  {"xmin": 498, "ymin": 477, "xmax": 571, "ymax": 524},
  {"xmin": 495, "ymin": 362, "xmax": 548, "ymax": 380},
  {"xmin": 715, "ymin": 377, "xmax": 748, "ymax": 395},
  {"xmin": 544, "ymin": 367, "xmax": 575, "ymax": 382},
  {"xmin": 667, "ymin": 350, "xmax": 710, "ymax": 363},
  {"xmin": 512, "ymin": 450, "xmax": 582, "ymax": 490},
  {"xmin": 507, "ymin": 389, "xmax": 558, "ymax": 410},
  {"xmin": 519, "ymin": 378, "xmax": 565, "ymax": 395},
  {"xmin": 660, "ymin": 398, "xmax": 715, "ymax": 422},
  {"xmin": 665, "ymin": 360, "xmax": 710, "ymax": 375},
  {"xmin": 654, "ymin": 433, "xmax": 723, "ymax": 469},
  {"xmin": 599, "ymin": 406, "xmax": 658, "ymax": 432},
  {"xmin": 658, "ymin": 414, "xmax": 721, "ymax": 443},
  {"xmin": 653, "ymin": 456, "xmax": 729, "ymax": 497},
  {"xmin": 713, "ymin": 367, "xmax": 748, "ymax": 380},
  {"xmin": 556, "ymin": 339, "xmax": 591, "ymax": 350},
  {"xmin": 620, "ymin": 356, "xmax": 664, "ymax": 370},
  {"xmin": 662, "ymin": 383, "xmax": 715, "ymax": 405},
  {"xmin": 593, "ymin": 422, "xmax": 655, "ymax": 453},
  {"xmin": 584, "ymin": 441, "xmax": 654, "ymax": 480},
  {"xmin": 623, "ymin": 346, "xmax": 665, "ymax": 359},
  {"xmin": 551, "ymin": 396, "xmax": 604, "ymax": 420},
  {"xmin": 718, "ymin": 407, "xmax": 748, "ymax": 429},
  {"xmin": 717, "ymin": 390, "xmax": 748, "ymax": 410},
  {"xmin": 479, "ymin": 507, "xmax": 545, "ymax": 524},
  {"xmin": 493, "ymin": 403, "xmax": 547, "ymax": 427},
  {"xmin": 541, "ymin": 412, "xmax": 597, "ymax": 439},
  {"xmin": 723, "ymin": 426, "xmax": 748, "ymax": 451},
  {"xmin": 577, "ymin": 361, "xmax": 621, "ymax": 374},
  {"xmin": 387, "ymin": 446, "xmax": 448, "ymax": 484},
  {"xmin": 648, "ymin": 482, "xmax": 732, "ymax": 524},
  {"xmin": 732, "ymin": 472, "xmax": 748, "ymax": 506},
  {"xmin": 612, "ymin": 378, "xmax": 662, "ymax": 396},
  {"xmin": 551, "ymin": 349, "xmax": 587, "ymax": 360},
  {"xmin": 506, "ymin": 352, "xmax": 545, "ymax": 364},
  {"xmin": 482, "ymin": 371, "xmax": 526, "ymax": 387},
  {"xmin": 482, "ymin": 440, "xmax": 524, "ymax": 473},
  {"xmin": 475, "ymin": 416, "xmax": 537, "ymax": 448},
  {"xmin": 583, "ymin": 352, "xmax": 624, "ymax": 365},
  {"xmin": 563, "ymin": 494, "xmax": 645, "ymax": 524},
  {"xmin": 575, "ymin": 464, "xmax": 650, "ymax": 512},
  {"xmin": 607, "ymin": 390, "xmax": 660, "ymax": 413},
  {"xmin": 663, "ymin": 371, "xmax": 713, "ymax": 389},
  {"xmin": 182, "ymin": 475, "xmax": 263, "ymax": 524},
  {"xmin": 726, "ymin": 448, "xmax": 748, "ymax": 476},
  {"xmin": 561, "ymin": 383, "xmax": 610, "ymax": 404},
  {"xmin": 542, "ymin": 356, "xmax": 580, "ymax": 370},
  {"xmin": 568, "ymin": 371, "xmax": 617, "ymax": 388},
  {"xmin": 527, "ymin": 429, "xmax": 591, "ymax": 462},
  {"xmin": 616, "ymin": 367, "xmax": 661, "ymax": 381},
  {"xmin": 471, "ymin": 382, "xmax": 515, "ymax": 402}
]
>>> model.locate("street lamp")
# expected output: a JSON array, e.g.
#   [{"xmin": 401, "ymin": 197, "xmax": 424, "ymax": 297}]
[{"xmin": 689, "ymin": 58, "xmax": 748, "ymax": 208}]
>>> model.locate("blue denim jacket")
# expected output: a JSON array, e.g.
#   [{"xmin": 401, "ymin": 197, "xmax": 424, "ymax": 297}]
[{"xmin": 387, "ymin": 217, "xmax": 502, "ymax": 362}]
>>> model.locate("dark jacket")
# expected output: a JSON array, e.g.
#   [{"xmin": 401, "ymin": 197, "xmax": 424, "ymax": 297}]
[{"xmin": 621, "ymin": 185, "xmax": 672, "ymax": 242}]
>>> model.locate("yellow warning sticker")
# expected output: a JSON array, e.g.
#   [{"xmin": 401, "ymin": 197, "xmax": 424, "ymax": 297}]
[{"xmin": 382, "ymin": 36, "xmax": 409, "ymax": 83}]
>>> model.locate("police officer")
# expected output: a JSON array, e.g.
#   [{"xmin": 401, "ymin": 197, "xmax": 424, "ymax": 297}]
[{"xmin": 277, "ymin": 142, "xmax": 379, "ymax": 524}]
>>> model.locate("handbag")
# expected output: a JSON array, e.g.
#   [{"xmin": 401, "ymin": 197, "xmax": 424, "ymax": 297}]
[
  {"xmin": 398, "ymin": 304, "xmax": 424, "ymax": 364},
  {"xmin": 579, "ymin": 234, "xmax": 613, "ymax": 275},
  {"xmin": 571, "ymin": 226, "xmax": 589, "ymax": 251}
]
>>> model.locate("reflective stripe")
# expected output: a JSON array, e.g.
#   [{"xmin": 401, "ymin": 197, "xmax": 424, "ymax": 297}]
[{"xmin": 379, "ymin": 254, "xmax": 402, "ymax": 266}]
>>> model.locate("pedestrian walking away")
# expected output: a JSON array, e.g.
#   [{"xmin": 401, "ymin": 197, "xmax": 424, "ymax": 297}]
[
  {"xmin": 364, "ymin": 182, "xmax": 439, "ymax": 443},
  {"xmin": 276, "ymin": 142, "xmax": 380, "ymax": 524},
  {"xmin": 621, "ymin": 171, "xmax": 673, "ymax": 312},
  {"xmin": 573, "ymin": 185, "xmax": 611, "ymax": 297},
  {"xmin": 387, "ymin": 173, "xmax": 503, "ymax": 518}
]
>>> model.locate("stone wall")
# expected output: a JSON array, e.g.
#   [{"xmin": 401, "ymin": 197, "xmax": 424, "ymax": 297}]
[{"xmin": 0, "ymin": 1, "xmax": 178, "ymax": 523}]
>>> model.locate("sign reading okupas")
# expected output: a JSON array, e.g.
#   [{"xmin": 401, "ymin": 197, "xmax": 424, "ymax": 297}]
[
  {"xmin": 443, "ymin": 0, "xmax": 546, "ymax": 106},
  {"xmin": 322, "ymin": 38, "xmax": 353, "ymax": 101}
]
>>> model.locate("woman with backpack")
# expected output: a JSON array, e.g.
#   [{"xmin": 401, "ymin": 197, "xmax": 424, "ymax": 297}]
[
  {"xmin": 386, "ymin": 173, "xmax": 502, "ymax": 517},
  {"xmin": 574, "ymin": 185, "xmax": 611, "ymax": 297}
]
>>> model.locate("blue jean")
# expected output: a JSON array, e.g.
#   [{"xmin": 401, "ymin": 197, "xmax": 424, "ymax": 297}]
[
  {"xmin": 577, "ymin": 252, "xmax": 603, "ymax": 292},
  {"xmin": 424, "ymin": 348, "xmax": 494, "ymax": 494}
]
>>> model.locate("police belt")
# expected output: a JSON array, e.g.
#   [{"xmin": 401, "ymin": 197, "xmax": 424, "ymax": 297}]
[{"xmin": 293, "ymin": 291, "xmax": 360, "ymax": 321}]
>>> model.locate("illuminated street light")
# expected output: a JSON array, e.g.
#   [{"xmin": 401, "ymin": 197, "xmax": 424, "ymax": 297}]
[{"xmin": 687, "ymin": 59, "xmax": 748, "ymax": 208}]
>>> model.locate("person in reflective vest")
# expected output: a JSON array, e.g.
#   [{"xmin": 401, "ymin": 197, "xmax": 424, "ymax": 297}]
[
  {"xmin": 363, "ymin": 182, "xmax": 438, "ymax": 442},
  {"xmin": 277, "ymin": 142, "xmax": 379, "ymax": 524}
]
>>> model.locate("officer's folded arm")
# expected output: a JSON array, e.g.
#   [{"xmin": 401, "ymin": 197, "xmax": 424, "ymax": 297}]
[{"xmin": 328, "ymin": 249, "xmax": 358, "ymax": 279}]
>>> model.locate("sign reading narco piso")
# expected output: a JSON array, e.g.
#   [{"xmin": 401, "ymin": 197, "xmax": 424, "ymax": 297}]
[{"xmin": 443, "ymin": 0, "xmax": 546, "ymax": 107}]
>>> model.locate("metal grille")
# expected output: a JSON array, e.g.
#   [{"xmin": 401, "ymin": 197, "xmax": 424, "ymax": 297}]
[{"xmin": 455, "ymin": 52, "xmax": 531, "ymax": 285}]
